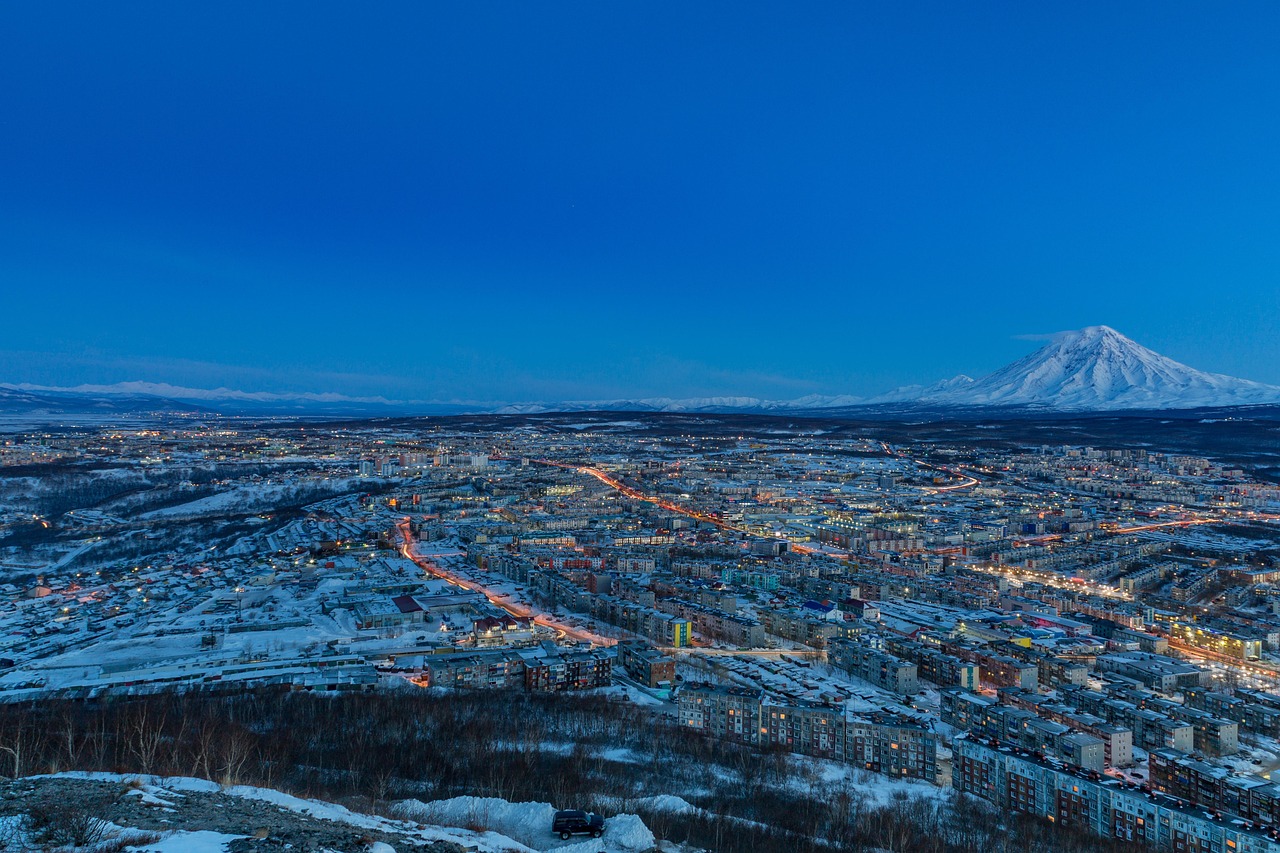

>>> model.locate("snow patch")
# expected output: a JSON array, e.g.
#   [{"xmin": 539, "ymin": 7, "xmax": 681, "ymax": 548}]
[
  {"xmin": 397, "ymin": 796, "xmax": 655, "ymax": 852},
  {"xmin": 128, "ymin": 829, "xmax": 245, "ymax": 852}
]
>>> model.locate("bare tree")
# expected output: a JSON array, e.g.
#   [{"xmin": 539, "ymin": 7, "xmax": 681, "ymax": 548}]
[{"xmin": 126, "ymin": 703, "xmax": 168, "ymax": 775}]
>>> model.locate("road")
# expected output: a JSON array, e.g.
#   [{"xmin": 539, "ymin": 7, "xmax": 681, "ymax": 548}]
[
  {"xmin": 525, "ymin": 452, "xmax": 982, "ymax": 555},
  {"xmin": 1167, "ymin": 639, "xmax": 1280, "ymax": 684},
  {"xmin": 530, "ymin": 459, "xmax": 838, "ymax": 557},
  {"xmin": 966, "ymin": 562, "xmax": 1133, "ymax": 600},
  {"xmin": 658, "ymin": 647, "xmax": 828, "ymax": 661},
  {"xmin": 878, "ymin": 442, "xmax": 981, "ymax": 494},
  {"xmin": 395, "ymin": 518, "xmax": 615, "ymax": 646},
  {"xmin": 916, "ymin": 462, "xmax": 980, "ymax": 494},
  {"xmin": 1104, "ymin": 518, "xmax": 1219, "ymax": 534}
]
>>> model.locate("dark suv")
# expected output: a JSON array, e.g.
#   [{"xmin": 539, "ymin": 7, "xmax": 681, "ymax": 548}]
[{"xmin": 551, "ymin": 809, "xmax": 605, "ymax": 840}]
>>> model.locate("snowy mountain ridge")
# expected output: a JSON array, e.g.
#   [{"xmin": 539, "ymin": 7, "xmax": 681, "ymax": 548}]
[
  {"xmin": 506, "ymin": 325, "xmax": 1280, "ymax": 412},
  {"xmin": 499, "ymin": 327, "xmax": 1280, "ymax": 413},
  {"xmin": 919, "ymin": 325, "xmax": 1280, "ymax": 410},
  {"xmin": 5, "ymin": 327, "xmax": 1279, "ymax": 416}
]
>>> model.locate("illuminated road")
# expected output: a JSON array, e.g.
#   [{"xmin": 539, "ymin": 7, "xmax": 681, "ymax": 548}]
[
  {"xmin": 1011, "ymin": 511, "xmax": 1280, "ymax": 549},
  {"xmin": 395, "ymin": 518, "xmax": 614, "ymax": 646},
  {"xmin": 1167, "ymin": 639, "xmax": 1280, "ymax": 682},
  {"xmin": 1010, "ymin": 514, "xmax": 1232, "ymax": 548},
  {"xmin": 967, "ymin": 562, "xmax": 1133, "ymax": 600},
  {"xmin": 918, "ymin": 464, "xmax": 980, "ymax": 494},
  {"xmin": 659, "ymin": 647, "xmax": 828, "ymax": 660},
  {"xmin": 878, "ymin": 443, "xmax": 980, "ymax": 494},
  {"xmin": 531, "ymin": 459, "xmax": 838, "ymax": 557},
  {"xmin": 1104, "ymin": 518, "xmax": 1218, "ymax": 534},
  {"xmin": 926, "ymin": 472, "xmax": 980, "ymax": 493},
  {"xmin": 526, "ymin": 451, "xmax": 980, "ymax": 554}
]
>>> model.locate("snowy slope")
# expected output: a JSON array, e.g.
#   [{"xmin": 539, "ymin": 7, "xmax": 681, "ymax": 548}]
[
  {"xmin": 7, "ymin": 326, "xmax": 1278, "ymax": 416},
  {"xmin": 1, "ymin": 382, "xmax": 482, "ymax": 416},
  {"xmin": 921, "ymin": 326, "xmax": 1280, "ymax": 410},
  {"xmin": 493, "ymin": 395, "xmax": 863, "ymax": 414},
  {"xmin": 0, "ymin": 386, "xmax": 207, "ymax": 415},
  {"xmin": 27, "ymin": 773, "xmax": 660, "ymax": 853},
  {"xmin": 508, "ymin": 328, "xmax": 1280, "ymax": 413},
  {"xmin": 866, "ymin": 374, "xmax": 976, "ymax": 404},
  {"xmin": 493, "ymin": 327, "xmax": 1280, "ymax": 413}
]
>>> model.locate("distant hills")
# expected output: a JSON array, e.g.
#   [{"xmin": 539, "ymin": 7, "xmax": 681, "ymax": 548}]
[
  {"xmin": 6, "ymin": 327, "xmax": 1280, "ymax": 419},
  {"xmin": 0, "ymin": 386, "xmax": 212, "ymax": 416},
  {"xmin": 498, "ymin": 326, "xmax": 1280, "ymax": 415},
  {"xmin": 0, "ymin": 383, "xmax": 465, "ymax": 418}
]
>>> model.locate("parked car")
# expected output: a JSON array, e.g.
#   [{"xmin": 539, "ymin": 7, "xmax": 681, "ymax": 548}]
[{"xmin": 551, "ymin": 809, "xmax": 604, "ymax": 840}]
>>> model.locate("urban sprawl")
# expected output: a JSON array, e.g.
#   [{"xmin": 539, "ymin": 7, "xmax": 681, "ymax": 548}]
[{"xmin": 4, "ymin": 417, "xmax": 1280, "ymax": 852}]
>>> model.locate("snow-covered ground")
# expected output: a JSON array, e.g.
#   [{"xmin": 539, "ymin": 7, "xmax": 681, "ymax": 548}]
[
  {"xmin": 131, "ymin": 830, "xmax": 246, "ymax": 853},
  {"xmin": 16, "ymin": 773, "xmax": 665, "ymax": 853},
  {"xmin": 399, "ymin": 796, "xmax": 655, "ymax": 852}
]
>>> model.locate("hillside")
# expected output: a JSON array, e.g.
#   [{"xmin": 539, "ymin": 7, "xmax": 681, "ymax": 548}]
[{"xmin": 0, "ymin": 687, "xmax": 1134, "ymax": 853}]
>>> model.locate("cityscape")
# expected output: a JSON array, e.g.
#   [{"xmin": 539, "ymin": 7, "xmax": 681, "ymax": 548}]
[
  {"xmin": 3, "ymin": 403, "xmax": 1280, "ymax": 851},
  {"xmin": 5, "ymin": 3, "xmax": 1280, "ymax": 852}
]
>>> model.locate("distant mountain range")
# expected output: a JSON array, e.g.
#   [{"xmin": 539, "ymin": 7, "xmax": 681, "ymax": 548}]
[
  {"xmin": 0, "ymin": 383, "xmax": 472, "ymax": 418},
  {"xmin": 496, "ymin": 327, "xmax": 1280, "ymax": 414},
  {"xmin": 0, "ymin": 386, "xmax": 213, "ymax": 416},
  {"xmin": 6, "ymin": 327, "xmax": 1280, "ymax": 419}
]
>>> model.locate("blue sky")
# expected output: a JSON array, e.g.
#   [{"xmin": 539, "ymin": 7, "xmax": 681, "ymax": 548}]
[{"xmin": 2, "ymin": 2, "xmax": 1279, "ymax": 402}]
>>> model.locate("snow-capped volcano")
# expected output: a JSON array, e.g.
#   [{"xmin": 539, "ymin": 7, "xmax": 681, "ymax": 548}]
[
  {"xmin": 493, "ymin": 327, "xmax": 1280, "ymax": 414},
  {"xmin": 4, "ymin": 326, "xmax": 1278, "ymax": 418},
  {"xmin": 920, "ymin": 325, "xmax": 1280, "ymax": 410}
]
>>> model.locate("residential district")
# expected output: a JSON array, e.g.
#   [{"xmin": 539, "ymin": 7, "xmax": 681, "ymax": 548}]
[{"xmin": 4, "ymin": 415, "xmax": 1280, "ymax": 851}]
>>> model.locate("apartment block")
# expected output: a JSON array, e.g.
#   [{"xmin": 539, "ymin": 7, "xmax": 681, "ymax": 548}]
[
  {"xmin": 1094, "ymin": 652, "xmax": 1204, "ymax": 692},
  {"xmin": 678, "ymin": 681, "xmax": 937, "ymax": 781},
  {"xmin": 940, "ymin": 688, "xmax": 1105, "ymax": 771},
  {"xmin": 1059, "ymin": 686, "xmax": 1195, "ymax": 754},
  {"xmin": 522, "ymin": 647, "xmax": 613, "ymax": 692},
  {"xmin": 954, "ymin": 737, "xmax": 1280, "ymax": 853},
  {"xmin": 942, "ymin": 640, "xmax": 1038, "ymax": 689},
  {"xmin": 1150, "ymin": 748, "xmax": 1280, "ymax": 827},
  {"xmin": 884, "ymin": 636, "xmax": 980, "ymax": 689},
  {"xmin": 616, "ymin": 640, "xmax": 676, "ymax": 688},
  {"xmin": 828, "ymin": 638, "xmax": 920, "ymax": 695},
  {"xmin": 655, "ymin": 597, "xmax": 765, "ymax": 646},
  {"xmin": 1167, "ymin": 621, "xmax": 1264, "ymax": 661}
]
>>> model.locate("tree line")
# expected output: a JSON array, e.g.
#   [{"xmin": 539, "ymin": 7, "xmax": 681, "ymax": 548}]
[{"xmin": 0, "ymin": 688, "xmax": 1143, "ymax": 853}]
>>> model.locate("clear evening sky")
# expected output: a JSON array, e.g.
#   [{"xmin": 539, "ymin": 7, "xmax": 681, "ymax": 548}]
[{"xmin": 2, "ymin": 3, "xmax": 1279, "ymax": 403}]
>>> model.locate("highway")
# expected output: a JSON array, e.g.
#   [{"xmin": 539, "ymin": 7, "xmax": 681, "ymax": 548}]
[
  {"xmin": 917, "ymin": 463, "xmax": 980, "ymax": 494},
  {"xmin": 395, "ymin": 518, "xmax": 615, "ymax": 646},
  {"xmin": 879, "ymin": 442, "xmax": 981, "ymax": 494},
  {"xmin": 530, "ymin": 458, "xmax": 838, "ymax": 557},
  {"xmin": 526, "ymin": 450, "xmax": 982, "ymax": 556},
  {"xmin": 1103, "ymin": 518, "xmax": 1218, "ymax": 534},
  {"xmin": 926, "ymin": 472, "xmax": 981, "ymax": 493}
]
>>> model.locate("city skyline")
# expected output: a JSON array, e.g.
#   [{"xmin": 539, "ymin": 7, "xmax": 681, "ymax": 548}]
[{"xmin": 3, "ymin": 3, "xmax": 1280, "ymax": 401}]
